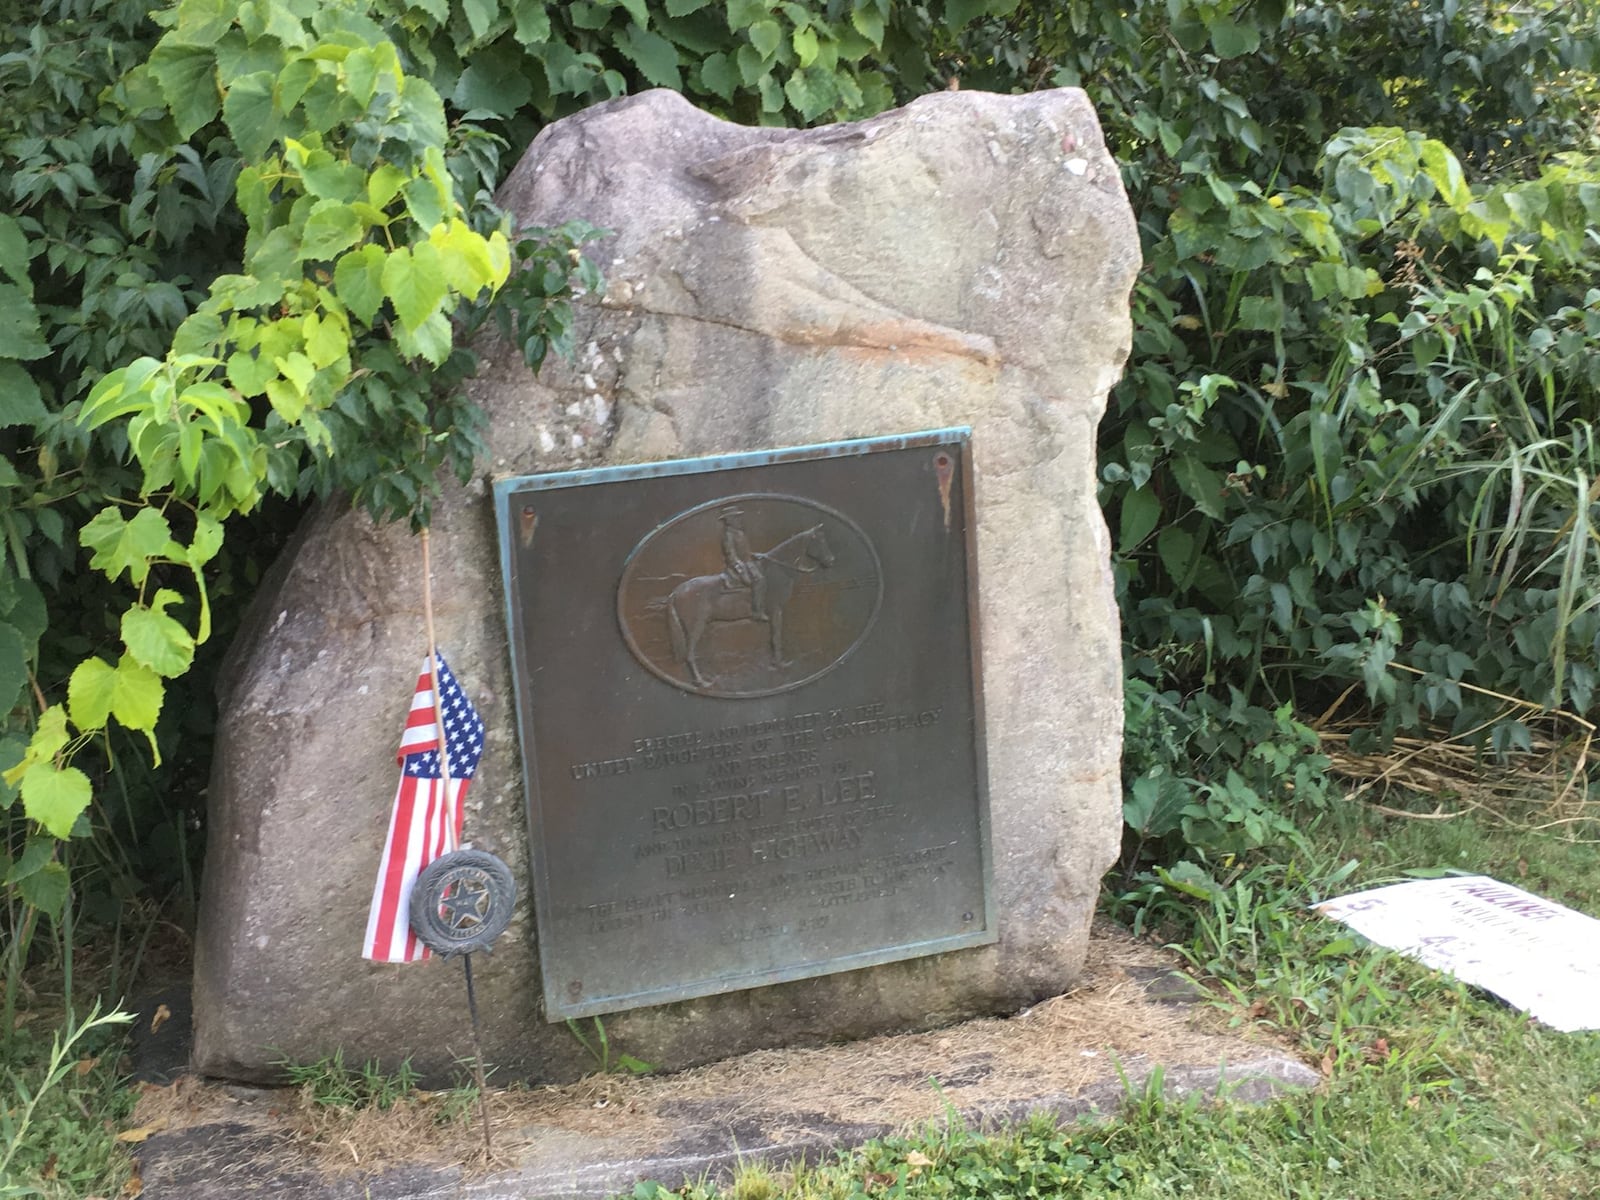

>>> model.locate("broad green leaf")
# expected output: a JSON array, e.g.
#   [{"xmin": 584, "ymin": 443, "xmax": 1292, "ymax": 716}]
[
  {"xmin": 735, "ymin": 43, "xmax": 765, "ymax": 85},
  {"xmin": 227, "ymin": 349, "xmax": 277, "ymax": 397},
  {"xmin": 0, "ymin": 213, "xmax": 30, "ymax": 288},
  {"xmin": 1271, "ymin": 581, "xmax": 1293, "ymax": 633},
  {"xmin": 171, "ymin": 310, "xmax": 224, "ymax": 359},
  {"xmin": 81, "ymin": 507, "xmax": 178, "ymax": 586},
  {"xmin": 303, "ymin": 311, "xmax": 348, "ymax": 369},
  {"xmin": 1118, "ymin": 487, "xmax": 1160, "ymax": 553},
  {"xmin": 699, "ymin": 51, "xmax": 737, "ymax": 99},
  {"xmin": 783, "ymin": 67, "xmax": 831, "ymax": 119},
  {"xmin": 275, "ymin": 350, "xmax": 315, "ymax": 395},
  {"xmin": 381, "ymin": 243, "xmax": 450, "ymax": 331},
  {"xmin": 616, "ymin": 25, "xmax": 682, "ymax": 88},
  {"xmin": 3, "ymin": 836, "xmax": 54, "ymax": 884},
  {"xmin": 18, "ymin": 860, "xmax": 70, "ymax": 917},
  {"xmin": 401, "ymin": 172, "xmax": 448, "ymax": 229},
  {"xmin": 299, "ymin": 154, "xmax": 364, "ymax": 204},
  {"xmin": 280, "ymin": 58, "xmax": 323, "ymax": 114},
  {"xmin": 111, "ymin": 656, "xmax": 165, "ymax": 731},
  {"xmin": 849, "ymin": 3, "xmax": 884, "ymax": 46},
  {"xmin": 1172, "ymin": 456, "xmax": 1225, "ymax": 519},
  {"xmin": 747, "ymin": 17, "xmax": 781, "ymax": 57},
  {"xmin": 300, "ymin": 201, "xmax": 365, "ymax": 261},
  {"xmin": 1236, "ymin": 295, "xmax": 1284, "ymax": 333},
  {"xmin": 758, "ymin": 70, "xmax": 783, "ymax": 112},
  {"xmin": 1158, "ymin": 860, "xmax": 1221, "ymax": 900},
  {"xmin": 0, "ymin": 284, "xmax": 49, "ymax": 360},
  {"xmin": 223, "ymin": 71, "xmax": 283, "ymax": 161},
  {"xmin": 1208, "ymin": 15, "xmax": 1260, "ymax": 58},
  {"xmin": 342, "ymin": 47, "xmax": 380, "ymax": 108},
  {"xmin": 0, "ymin": 576, "xmax": 45, "ymax": 644},
  {"xmin": 0, "ymin": 361, "xmax": 45, "ymax": 428},
  {"xmin": 429, "ymin": 221, "xmax": 497, "ymax": 295},
  {"xmin": 213, "ymin": 26, "xmax": 284, "ymax": 77},
  {"xmin": 943, "ymin": 0, "xmax": 989, "ymax": 29},
  {"xmin": 462, "ymin": 0, "xmax": 498, "ymax": 38},
  {"xmin": 335, "ymin": 243, "xmax": 388, "ymax": 326},
  {"xmin": 394, "ymin": 309, "xmax": 453, "ymax": 365},
  {"xmin": 15, "ymin": 706, "xmax": 70, "ymax": 777},
  {"xmin": 21, "ymin": 762, "xmax": 93, "ymax": 841},
  {"xmin": 1157, "ymin": 525, "xmax": 1201, "ymax": 590},
  {"xmin": 792, "ymin": 25, "xmax": 818, "ymax": 67},
  {"xmin": 180, "ymin": 380, "xmax": 245, "ymax": 424},
  {"xmin": 1124, "ymin": 774, "xmax": 1186, "ymax": 838},
  {"xmin": 0, "ymin": 622, "xmax": 25, "ymax": 713},
  {"xmin": 205, "ymin": 272, "xmax": 284, "ymax": 311},
  {"xmin": 265, "ymin": 376, "xmax": 307, "ymax": 422},
  {"xmin": 67, "ymin": 657, "xmax": 119, "ymax": 731},
  {"xmin": 121, "ymin": 589, "xmax": 196, "ymax": 678},
  {"xmin": 174, "ymin": 0, "xmax": 232, "ymax": 44},
  {"xmin": 1420, "ymin": 140, "xmax": 1471, "ymax": 209},
  {"xmin": 727, "ymin": 0, "xmax": 770, "ymax": 29},
  {"xmin": 0, "ymin": 734, "xmax": 22, "ymax": 808},
  {"xmin": 1169, "ymin": 8, "xmax": 1207, "ymax": 51},
  {"xmin": 667, "ymin": 0, "xmax": 711, "ymax": 13},
  {"xmin": 486, "ymin": 230, "xmax": 512, "ymax": 286},
  {"xmin": 149, "ymin": 42, "xmax": 221, "ymax": 138},
  {"xmin": 453, "ymin": 58, "xmax": 534, "ymax": 116},
  {"xmin": 187, "ymin": 514, "xmax": 225, "ymax": 567},
  {"xmin": 512, "ymin": 0, "xmax": 551, "ymax": 43},
  {"xmin": 367, "ymin": 165, "xmax": 407, "ymax": 210}
]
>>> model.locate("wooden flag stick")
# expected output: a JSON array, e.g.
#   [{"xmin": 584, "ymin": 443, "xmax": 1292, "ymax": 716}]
[
  {"xmin": 420, "ymin": 528, "xmax": 453, "ymax": 784},
  {"xmin": 420, "ymin": 527, "xmax": 494, "ymax": 1159}
]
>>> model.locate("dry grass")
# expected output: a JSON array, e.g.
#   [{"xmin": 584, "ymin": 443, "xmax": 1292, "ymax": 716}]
[
  {"xmin": 1314, "ymin": 664, "xmax": 1596, "ymax": 836},
  {"xmin": 130, "ymin": 924, "xmax": 1281, "ymax": 1178}
]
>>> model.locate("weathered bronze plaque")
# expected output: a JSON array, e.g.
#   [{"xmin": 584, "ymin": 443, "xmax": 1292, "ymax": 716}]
[{"xmin": 495, "ymin": 430, "xmax": 993, "ymax": 1019}]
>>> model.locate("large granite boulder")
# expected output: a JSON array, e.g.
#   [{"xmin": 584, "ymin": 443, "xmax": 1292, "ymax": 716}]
[{"xmin": 193, "ymin": 87, "xmax": 1138, "ymax": 1084}]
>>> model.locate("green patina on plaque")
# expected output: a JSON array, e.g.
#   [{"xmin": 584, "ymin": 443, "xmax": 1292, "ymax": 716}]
[{"xmin": 494, "ymin": 429, "xmax": 993, "ymax": 1020}]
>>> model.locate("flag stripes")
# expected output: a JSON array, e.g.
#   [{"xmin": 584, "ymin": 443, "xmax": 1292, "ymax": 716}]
[{"xmin": 362, "ymin": 654, "xmax": 486, "ymax": 963}]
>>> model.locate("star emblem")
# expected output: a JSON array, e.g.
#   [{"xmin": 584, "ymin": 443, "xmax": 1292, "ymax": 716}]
[{"xmin": 438, "ymin": 879, "xmax": 489, "ymax": 930}]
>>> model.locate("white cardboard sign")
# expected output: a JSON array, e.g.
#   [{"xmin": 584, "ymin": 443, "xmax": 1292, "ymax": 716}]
[{"xmin": 1316, "ymin": 875, "xmax": 1600, "ymax": 1032}]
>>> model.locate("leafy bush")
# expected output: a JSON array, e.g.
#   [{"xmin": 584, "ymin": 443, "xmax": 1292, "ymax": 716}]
[
  {"xmin": 0, "ymin": 0, "xmax": 599, "ymax": 959},
  {"xmin": 0, "ymin": 0, "xmax": 1017, "ymax": 947},
  {"xmin": 5, "ymin": 0, "xmax": 1599, "ymax": 932},
  {"xmin": 947, "ymin": 0, "xmax": 1600, "ymax": 867}
]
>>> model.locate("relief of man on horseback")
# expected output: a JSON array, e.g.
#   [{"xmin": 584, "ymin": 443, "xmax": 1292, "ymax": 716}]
[
  {"xmin": 665, "ymin": 514, "xmax": 836, "ymax": 690},
  {"xmin": 718, "ymin": 506, "xmax": 768, "ymax": 622}
]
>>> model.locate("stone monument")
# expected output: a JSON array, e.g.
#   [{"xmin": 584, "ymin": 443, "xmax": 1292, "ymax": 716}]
[{"xmin": 192, "ymin": 86, "xmax": 1138, "ymax": 1084}]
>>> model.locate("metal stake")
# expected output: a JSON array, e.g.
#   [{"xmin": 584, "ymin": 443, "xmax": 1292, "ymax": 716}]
[{"xmin": 461, "ymin": 953, "xmax": 494, "ymax": 1158}]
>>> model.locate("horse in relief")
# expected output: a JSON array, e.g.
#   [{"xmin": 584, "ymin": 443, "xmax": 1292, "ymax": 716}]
[{"xmin": 665, "ymin": 524, "xmax": 835, "ymax": 688}]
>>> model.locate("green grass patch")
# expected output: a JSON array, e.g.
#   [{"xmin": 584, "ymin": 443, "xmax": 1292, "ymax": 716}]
[
  {"xmin": 645, "ymin": 808, "xmax": 1600, "ymax": 1200},
  {"xmin": 9, "ymin": 808, "xmax": 1600, "ymax": 1198},
  {"xmin": 2, "ymin": 1005, "xmax": 137, "ymax": 1200}
]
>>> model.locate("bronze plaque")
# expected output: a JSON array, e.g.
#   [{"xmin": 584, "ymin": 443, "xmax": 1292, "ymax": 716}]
[{"xmin": 495, "ymin": 430, "xmax": 993, "ymax": 1019}]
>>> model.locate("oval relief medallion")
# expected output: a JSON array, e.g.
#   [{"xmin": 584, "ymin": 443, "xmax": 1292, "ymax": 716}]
[{"xmin": 617, "ymin": 493, "xmax": 882, "ymax": 698}]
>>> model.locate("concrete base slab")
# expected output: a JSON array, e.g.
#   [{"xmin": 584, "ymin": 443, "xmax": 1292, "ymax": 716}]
[
  {"xmin": 135, "ymin": 929, "xmax": 1319, "ymax": 1199},
  {"xmin": 137, "ymin": 1057, "xmax": 1316, "ymax": 1200}
]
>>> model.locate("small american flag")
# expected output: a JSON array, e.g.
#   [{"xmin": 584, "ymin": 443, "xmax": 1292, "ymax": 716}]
[{"xmin": 362, "ymin": 653, "xmax": 487, "ymax": 963}]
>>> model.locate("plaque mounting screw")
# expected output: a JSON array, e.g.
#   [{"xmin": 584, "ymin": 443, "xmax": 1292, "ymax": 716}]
[{"xmin": 933, "ymin": 452, "xmax": 955, "ymax": 531}]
